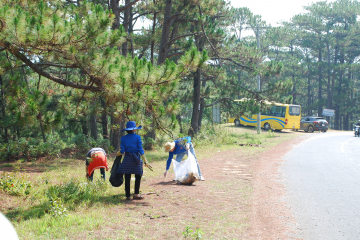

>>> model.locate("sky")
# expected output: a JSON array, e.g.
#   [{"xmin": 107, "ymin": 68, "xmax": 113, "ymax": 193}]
[{"xmin": 229, "ymin": 0, "xmax": 335, "ymax": 26}]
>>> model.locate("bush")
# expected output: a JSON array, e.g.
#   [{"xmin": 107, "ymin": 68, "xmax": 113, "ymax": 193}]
[
  {"xmin": 72, "ymin": 134, "xmax": 96, "ymax": 150},
  {"xmin": 0, "ymin": 135, "xmax": 67, "ymax": 161},
  {"xmin": 192, "ymin": 124, "xmax": 237, "ymax": 147}
]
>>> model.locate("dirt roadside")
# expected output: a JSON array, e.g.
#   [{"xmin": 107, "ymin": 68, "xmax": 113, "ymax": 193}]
[
  {"xmin": 246, "ymin": 135, "xmax": 310, "ymax": 240},
  {"xmin": 91, "ymin": 133, "xmax": 310, "ymax": 239}
]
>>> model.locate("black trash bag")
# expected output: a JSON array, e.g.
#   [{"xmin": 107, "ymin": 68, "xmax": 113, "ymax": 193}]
[{"xmin": 109, "ymin": 155, "xmax": 123, "ymax": 187}]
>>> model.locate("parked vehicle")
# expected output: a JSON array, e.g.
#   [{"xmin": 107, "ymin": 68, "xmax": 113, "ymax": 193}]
[
  {"xmin": 232, "ymin": 99, "xmax": 301, "ymax": 131},
  {"xmin": 300, "ymin": 117, "xmax": 328, "ymax": 133},
  {"xmin": 354, "ymin": 126, "xmax": 360, "ymax": 137}
]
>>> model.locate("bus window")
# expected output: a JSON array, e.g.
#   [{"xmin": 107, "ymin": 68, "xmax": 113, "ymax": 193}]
[
  {"xmin": 289, "ymin": 106, "xmax": 300, "ymax": 116},
  {"xmin": 269, "ymin": 106, "xmax": 286, "ymax": 117}
]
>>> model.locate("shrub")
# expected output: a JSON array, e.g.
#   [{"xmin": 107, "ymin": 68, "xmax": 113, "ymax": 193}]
[
  {"xmin": 0, "ymin": 135, "xmax": 67, "ymax": 161},
  {"xmin": 72, "ymin": 134, "xmax": 96, "ymax": 150}
]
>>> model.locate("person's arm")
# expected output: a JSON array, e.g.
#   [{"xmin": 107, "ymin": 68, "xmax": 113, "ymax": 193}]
[
  {"xmin": 137, "ymin": 135, "xmax": 145, "ymax": 155},
  {"xmin": 120, "ymin": 137, "xmax": 125, "ymax": 155},
  {"xmin": 164, "ymin": 152, "xmax": 174, "ymax": 177}
]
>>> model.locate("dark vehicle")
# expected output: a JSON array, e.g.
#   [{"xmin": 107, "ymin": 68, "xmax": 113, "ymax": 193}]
[
  {"xmin": 300, "ymin": 117, "xmax": 328, "ymax": 133},
  {"xmin": 354, "ymin": 126, "xmax": 360, "ymax": 137}
]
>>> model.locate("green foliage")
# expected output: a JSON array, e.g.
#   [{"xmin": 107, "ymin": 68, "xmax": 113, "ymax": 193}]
[
  {"xmin": 182, "ymin": 226, "xmax": 203, "ymax": 239},
  {"xmin": 192, "ymin": 124, "xmax": 239, "ymax": 147},
  {"xmin": 0, "ymin": 136, "xmax": 66, "ymax": 161},
  {"xmin": 0, "ymin": 171, "xmax": 31, "ymax": 196},
  {"xmin": 45, "ymin": 180, "xmax": 108, "ymax": 209}
]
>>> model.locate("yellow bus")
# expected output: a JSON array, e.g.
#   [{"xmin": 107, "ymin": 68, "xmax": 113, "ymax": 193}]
[{"xmin": 232, "ymin": 100, "xmax": 301, "ymax": 131}]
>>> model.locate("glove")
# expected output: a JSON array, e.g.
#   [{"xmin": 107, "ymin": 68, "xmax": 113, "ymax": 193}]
[
  {"xmin": 185, "ymin": 143, "xmax": 190, "ymax": 151},
  {"xmin": 141, "ymin": 154, "xmax": 153, "ymax": 171},
  {"xmin": 116, "ymin": 151, "xmax": 122, "ymax": 156},
  {"xmin": 164, "ymin": 170, "xmax": 168, "ymax": 178}
]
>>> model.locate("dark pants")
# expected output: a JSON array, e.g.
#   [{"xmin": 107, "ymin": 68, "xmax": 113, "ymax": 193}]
[
  {"xmin": 124, "ymin": 174, "xmax": 142, "ymax": 197},
  {"xmin": 88, "ymin": 168, "xmax": 105, "ymax": 181}
]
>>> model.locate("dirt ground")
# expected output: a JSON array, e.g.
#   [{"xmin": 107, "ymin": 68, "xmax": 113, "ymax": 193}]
[{"xmin": 95, "ymin": 133, "xmax": 310, "ymax": 239}]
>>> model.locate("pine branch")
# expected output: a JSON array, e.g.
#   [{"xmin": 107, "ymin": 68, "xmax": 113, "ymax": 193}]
[
  {"xmin": 118, "ymin": 0, "xmax": 141, "ymax": 12},
  {"xmin": 1, "ymin": 42, "xmax": 101, "ymax": 91},
  {"xmin": 162, "ymin": 33, "xmax": 198, "ymax": 51},
  {"xmin": 166, "ymin": 51, "xmax": 184, "ymax": 58}
]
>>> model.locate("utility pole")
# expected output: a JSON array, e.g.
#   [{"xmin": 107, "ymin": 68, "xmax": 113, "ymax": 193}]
[{"xmin": 256, "ymin": 24, "xmax": 261, "ymax": 134}]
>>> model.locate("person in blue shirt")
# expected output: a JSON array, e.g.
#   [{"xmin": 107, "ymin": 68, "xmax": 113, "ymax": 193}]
[
  {"xmin": 116, "ymin": 121, "xmax": 151, "ymax": 200},
  {"xmin": 163, "ymin": 136, "xmax": 205, "ymax": 181}
]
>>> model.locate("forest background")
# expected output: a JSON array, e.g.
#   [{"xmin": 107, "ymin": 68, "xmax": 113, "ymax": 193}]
[{"xmin": 1, "ymin": 0, "xmax": 360, "ymax": 160}]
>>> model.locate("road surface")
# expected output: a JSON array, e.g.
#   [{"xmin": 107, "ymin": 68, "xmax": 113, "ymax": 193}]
[{"xmin": 283, "ymin": 132, "xmax": 360, "ymax": 240}]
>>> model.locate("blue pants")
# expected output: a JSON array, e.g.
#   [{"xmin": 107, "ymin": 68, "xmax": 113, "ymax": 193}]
[{"xmin": 175, "ymin": 143, "xmax": 202, "ymax": 177}]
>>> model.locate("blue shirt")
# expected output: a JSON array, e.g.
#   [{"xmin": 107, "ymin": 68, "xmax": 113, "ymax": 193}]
[
  {"xmin": 166, "ymin": 137, "xmax": 191, "ymax": 170},
  {"xmin": 120, "ymin": 132, "xmax": 145, "ymax": 155}
]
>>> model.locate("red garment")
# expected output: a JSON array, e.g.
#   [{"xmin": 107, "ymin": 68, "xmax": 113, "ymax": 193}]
[{"xmin": 88, "ymin": 151, "xmax": 108, "ymax": 176}]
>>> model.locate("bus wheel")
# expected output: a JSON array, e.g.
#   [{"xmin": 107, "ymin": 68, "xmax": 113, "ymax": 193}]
[
  {"xmin": 263, "ymin": 123, "xmax": 270, "ymax": 131},
  {"xmin": 234, "ymin": 119, "xmax": 241, "ymax": 126}
]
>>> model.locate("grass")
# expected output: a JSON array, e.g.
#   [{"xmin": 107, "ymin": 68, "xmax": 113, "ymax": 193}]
[{"xmin": 0, "ymin": 123, "xmax": 299, "ymax": 239}]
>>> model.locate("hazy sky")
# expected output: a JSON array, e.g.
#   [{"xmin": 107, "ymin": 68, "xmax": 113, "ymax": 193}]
[{"xmin": 229, "ymin": 0, "xmax": 335, "ymax": 26}]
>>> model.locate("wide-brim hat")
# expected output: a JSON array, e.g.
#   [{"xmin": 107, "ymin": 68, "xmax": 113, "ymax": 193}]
[
  {"xmin": 164, "ymin": 142, "xmax": 175, "ymax": 152},
  {"xmin": 121, "ymin": 121, "xmax": 142, "ymax": 132}
]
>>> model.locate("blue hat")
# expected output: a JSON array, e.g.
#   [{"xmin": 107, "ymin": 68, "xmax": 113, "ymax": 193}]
[{"xmin": 121, "ymin": 121, "xmax": 142, "ymax": 132}]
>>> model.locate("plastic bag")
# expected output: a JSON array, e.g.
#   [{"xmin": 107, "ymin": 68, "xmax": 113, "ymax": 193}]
[
  {"xmin": 172, "ymin": 151, "xmax": 199, "ymax": 185},
  {"xmin": 109, "ymin": 155, "xmax": 124, "ymax": 187}
]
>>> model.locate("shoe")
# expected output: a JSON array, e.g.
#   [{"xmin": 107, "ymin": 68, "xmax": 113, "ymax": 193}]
[
  {"xmin": 126, "ymin": 197, "xmax": 132, "ymax": 200},
  {"xmin": 199, "ymin": 176, "xmax": 205, "ymax": 181},
  {"xmin": 133, "ymin": 194, "xmax": 144, "ymax": 200}
]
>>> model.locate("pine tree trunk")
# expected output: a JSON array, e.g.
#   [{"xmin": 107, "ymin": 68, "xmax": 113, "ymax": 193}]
[
  {"xmin": 101, "ymin": 98, "xmax": 108, "ymax": 139},
  {"xmin": 90, "ymin": 113, "xmax": 98, "ymax": 141},
  {"xmin": 318, "ymin": 42, "xmax": 323, "ymax": 117},
  {"xmin": 344, "ymin": 114, "xmax": 349, "ymax": 131},
  {"xmin": 334, "ymin": 49, "xmax": 344, "ymax": 130},
  {"xmin": 150, "ymin": 7, "xmax": 157, "ymax": 64},
  {"xmin": 157, "ymin": 0, "xmax": 172, "ymax": 65},
  {"xmin": 0, "ymin": 75, "xmax": 8, "ymax": 143},
  {"xmin": 177, "ymin": 114, "xmax": 183, "ymax": 134},
  {"xmin": 39, "ymin": 119, "xmax": 46, "ymax": 142},
  {"xmin": 307, "ymin": 70, "xmax": 311, "ymax": 116},
  {"xmin": 198, "ymin": 97, "xmax": 205, "ymax": 129},
  {"xmin": 190, "ymin": 68, "xmax": 201, "ymax": 136},
  {"xmin": 198, "ymin": 79, "xmax": 207, "ymax": 129},
  {"xmin": 326, "ymin": 41, "xmax": 331, "ymax": 123},
  {"xmin": 81, "ymin": 116, "xmax": 88, "ymax": 136},
  {"xmin": 122, "ymin": 0, "xmax": 130, "ymax": 56},
  {"xmin": 111, "ymin": 114, "xmax": 121, "ymax": 151}
]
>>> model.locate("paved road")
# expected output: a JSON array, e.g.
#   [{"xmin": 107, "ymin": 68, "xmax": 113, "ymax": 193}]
[{"xmin": 283, "ymin": 132, "xmax": 360, "ymax": 240}]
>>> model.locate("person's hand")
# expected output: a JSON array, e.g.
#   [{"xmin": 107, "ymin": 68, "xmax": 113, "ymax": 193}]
[
  {"xmin": 86, "ymin": 173, "xmax": 89, "ymax": 178},
  {"xmin": 185, "ymin": 143, "xmax": 190, "ymax": 151},
  {"xmin": 164, "ymin": 170, "xmax": 168, "ymax": 178},
  {"xmin": 145, "ymin": 163, "xmax": 153, "ymax": 171},
  {"xmin": 106, "ymin": 167, "xmax": 109, "ymax": 171}
]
